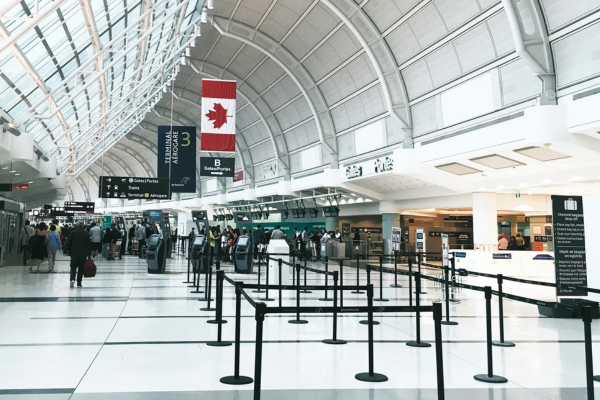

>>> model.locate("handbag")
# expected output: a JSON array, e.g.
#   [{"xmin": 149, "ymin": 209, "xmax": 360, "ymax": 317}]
[{"xmin": 84, "ymin": 257, "xmax": 97, "ymax": 278}]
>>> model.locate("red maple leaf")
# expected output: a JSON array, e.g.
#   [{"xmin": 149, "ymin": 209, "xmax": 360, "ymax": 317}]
[{"xmin": 205, "ymin": 103, "xmax": 228, "ymax": 129}]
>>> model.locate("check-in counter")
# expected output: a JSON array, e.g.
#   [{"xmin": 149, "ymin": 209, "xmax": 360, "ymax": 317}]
[{"xmin": 453, "ymin": 250, "xmax": 555, "ymax": 282}]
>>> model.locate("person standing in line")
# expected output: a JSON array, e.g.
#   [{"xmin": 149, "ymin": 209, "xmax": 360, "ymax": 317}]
[
  {"xmin": 102, "ymin": 228, "xmax": 112, "ymax": 260},
  {"xmin": 128, "ymin": 224, "xmax": 136, "ymax": 254},
  {"xmin": 20, "ymin": 220, "xmax": 34, "ymax": 266},
  {"xmin": 28, "ymin": 223, "xmax": 48, "ymax": 273},
  {"xmin": 63, "ymin": 221, "xmax": 91, "ymax": 288},
  {"xmin": 46, "ymin": 225, "xmax": 62, "ymax": 272},
  {"xmin": 300, "ymin": 227, "xmax": 309, "ymax": 260},
  {"xmin": 498, "ymin": 233, "xmax": 508, "ymax": 250},
  {"xmin": 252, "ymin": 224, "xmax": 265, "ymax": 260},
  {"xmin": 509, "ymin": 236, "xmax": 518, "ymax": 250},
  {"xmin": 515, "ymin": 233, "xmax": 525, "ymax": 250},
  {"xmin": 89, "ymin": 222, "xmax": 102, "ymax": 260},
  {"xmin": 271, "ymin": 225, "xmax": 284, "ymax": 240},
  {"xmin": 136, "ymin": 222, "xmax": 146, "ymax": 259},
  {"xmin": 110, "ymin": 224, "xmax": 121, "ymax": 260},
  {"xmin": 320, "ymin": 228, "xmax": 329, "ymax": 260}
]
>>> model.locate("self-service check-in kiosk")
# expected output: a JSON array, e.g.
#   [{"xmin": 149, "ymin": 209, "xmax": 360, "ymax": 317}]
[
  {"xmin": 191, "ymin": 210, "xmax": 210, "ymax": 274},
  {"xmin": 162, "ymin": 216, "xmax": 172, "ymax": 259},
  {"xmin": 147, "ymin": 210, "xmax": 167, "ymax": 274},
  {"xmin": 233, "ymin": 212, "xmax": 253, "ymax": 274}
]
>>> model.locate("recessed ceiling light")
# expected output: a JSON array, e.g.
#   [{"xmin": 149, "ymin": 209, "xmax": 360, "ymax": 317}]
[
  {"xmin": 514, "ymin": 146, "xmax": 570, "ymax": 162},
  {"xmin": 2, "ymin": 167, "xmax": 8, "ymax": 170},
  {"xmin": 15, "ymin": 173, "xmax": 20, "ymax": 176},
  {"xmin": 28, "ymin": 181, "xmax": 33, "ymax": 183},
  {"xmin": 470, "ymin": 154, "xmax": 525, "ymax": 169},
  {"xmin": 10, "ymin": 170, "xmax": 16, "ymax": 173},
  {"xmin": 436, "ymin": 163, "xmax": 482, "ymax": 176}
]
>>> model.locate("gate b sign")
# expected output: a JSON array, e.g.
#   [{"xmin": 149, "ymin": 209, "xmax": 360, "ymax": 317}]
[{"xmin": 200, "ymin": 157, "xmax": 235, "ymax": 177}]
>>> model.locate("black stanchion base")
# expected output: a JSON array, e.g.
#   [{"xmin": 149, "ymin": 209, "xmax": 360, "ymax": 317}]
[
  {"xmin": 207, "ymin": 319, "xmax": 227, "ymax": 324},
  {"xmin": 406, "ymin": 341, "xmax": 432, "ymax": 348},
  {"xmin": 288, "ymin": 319, "xmax": 308, "ymax": 324},
  {"xmin": 594, "ymin": 376, "xmax": 600, "ymax": 382},
  {"xmin": 449, "ymin": 299, "xmax": 461, "ymax": 304},
  {"xmin": 198, "ymin": 298, "xmax": 213, "ymax": 302},
  {"xmin": 322, "ymin": 339, "xmax": 347, "ymax": 345},
  {"xmin": 252, "ymin": 289, "xmax": 265, "ymax": 293},
  {"xmin": 374, "ymin": 298, "xmax": 389, "ymax": 302},
  {"xmin": 414, "ymin": 291, "xmax": 428, "ymax": 295},
  {"xmin": 299, "ymin": 290, "xmax": 312, "ymax": 294},
  {"xmin": 359, "ymin": 320, "xmax": 380, "ymax": 325},
  {"xmin": 220, "ymin": 376, "xmax": 253, "ymax": 385},
  {"xmin": 440, "ymin": 321, "xmax": 458, "ymax": 326},
  {"xmin": 207, "ymin": 341, "xmax": 232, "ymax": 347},
  {"xmin": 318, "ymin": 298, "xmax": 334, "ymax": 302},
  {"xmin": 474, "ymin": 374, "xmax": 508, "ymax": 384},
  {"xmin": 390, "ymin": 284, "xmax": 402, "ymax": 288},
  {"xmin": 492, "ymin": 341, "xmax": 516, "ymax": 348},
  {"xmin": 190, "ymin": 290, "xmax": 204, "ymax": 294},
  {"xmin": 355, "ymin": 372, "xmax": 388, "ymax": 382},
  {"xmin": 200, "ymin": 307, "xmax": 216, "ymax": 312},
  {"xmin": 259, "ymin": 298, "xmax": 275, "ymax": 302},
  {"xmin": 352, "ymin": 291, "xmax": 364, "ymax": 294},
  {"xmin": 182, "ymin": 281, "xmax": 192, "ymax": 284}
]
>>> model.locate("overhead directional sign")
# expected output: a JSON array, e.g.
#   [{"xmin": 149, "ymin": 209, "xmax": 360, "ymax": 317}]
[
  {"xmin": 200, "ymin": 157, "xmax": 235, "ymax": 177},
  {"xmin": 98, "ymin": 176, "xmax": 171, "ymax": 200},
  {"xmin": 64, "ymin": 201, "xmax": 95, "ymax": 214}
]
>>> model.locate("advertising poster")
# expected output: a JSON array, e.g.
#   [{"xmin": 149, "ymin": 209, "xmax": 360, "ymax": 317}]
[
  {"xmin": 157, "ymin": 126, "xmax": 196, "ymax": 193},
  {"xmin": 261, "ymin": 160, "xmax": 278, "ymax": 180},
  {"xmin": 552, "ymin": 195, "xmax": 587, "ymax": 296}
]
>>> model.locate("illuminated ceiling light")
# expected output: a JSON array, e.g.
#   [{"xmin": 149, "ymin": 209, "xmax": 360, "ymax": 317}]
[
  {"xmin": 15, "ymin": 173, "xmax": 20, "ymax": 176},
  {"xmin": 10, "ymin": 170, "xmax": 16, "ymax": 173},
  {"xmin": 163, "ymin": 86, "xmax": 168, "ymax": 93},
  {"xmin": 2, "ymin": 167, "xmax": 8, "ymax": 170},
  {"xmin": 514, "ymin": 146, "xmax": 570, "ymax": 162},
  {"xmin": 207, "ymin": 0, "xmax": 214, "ymax": 9},
  {"xmin": 195, "ymin": 25, "xmax": 201, "ymax": 36},
  {"xmin": 28, "ymin": 181, "xmax": 33, "ymax": 183},
  {"xmin": 190, "ymin": 38, "xmax": 196, "ymax": 47},
  {"xmin": 185, "ymin": 47, "xmax": 191, "ymax": 57},
  {"xmin": 181, "ymin": 55, "xmax": 187, "ymax": 66},
  {"xmin": 201, "ymin": 7, "xmax": 208, "ymax": 23}
]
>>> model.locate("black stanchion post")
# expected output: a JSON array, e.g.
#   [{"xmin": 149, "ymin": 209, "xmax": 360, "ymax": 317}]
[
  {"xmin": 319, "ymin": 256, "xmax": 332, "ymax": 301},
  {"xmin": 375, "ymin": 256, "xmax": 388, "ymax": 302},
  {"xmin": 417, "ymin": 253, "xmax": 427, "ymax": 294},
  {"xmin": 253, "ymin": 302, "xmax": 266, "ymax": 400},
  {"xmin": 360, "ymin": 263, "xmax": 380, "ymax": 326},
  {"xmin": 440, "ymin": 264, "xmax": 458, "ymax": 326},
  {"xmin": 449, "ymin": 254, "xmax": 459, "ymax": 303},
  {"xmin": 292, "ymin": 252, "xmax": 296, "ymax": 286},
  {"xmin": 278, "ymin": 258, "xmax": 283, "ymax": 308},
  {"xmin": 492, "ymin": 274, "xmax": 515, "ymax": 347},
  {"xmin": 408, "ymin": 257, "xmax": 413, "ymax": 307},
  {"xmin": 433, "ymin": 302, "xmax": 445, "ymax": 400},
  {"xmin": 253, "ymin": 255, "xmax": 265, "ymax": 293},
  {"xmin": 474, "ymin": 286, "xmax": 507, "ymax": 384},
  {"xmin": 582, "ymin": 306, "xmax": 598, "ymax": 398},
  {"xmin": 323, "ymin": 271, "xmax": 346, "ymax": 345},
  {"xmin": 407, "ymin": 272, "xmax": 431, "ymax": 348},
  {"xmin": 352, "ymin": 253, "xmax": 364, "ymax": 294},
  {"xmin": 339, "ymin": 258, "xmax": 344, "ymax": 308},
  {"xmin": 289, "ymin": 264, "xmax": 308, "ymax": 324},
  {"xmin": 390, "ymin": 250, "xmax": 402, "ymax": 288},
  {"xmin": 220, "ymin": 282, "xmax": 253, "ymax": 385},
  {"xmin": 200, "ymin": 266, "xmax": 215, "ymax": 311},
  {"xmin": 300, "ymin": 258, "xmax": 312, "ymax": 294},
  {"xmin": 355, "ymin": 284, "xmax": 388, "ymax": 382},
  {"xmin": 259, "ymin": 257, "xmax": 274, "ymax": 301},
  {"xmin": 207, "ymin": 272, "xmax": 231, "ymax": 346},
  {"xmin": 184, "ymin": 241, "xmax": 192, "ymax": 283},
  {"xmin": 190, "ymin": 254, "xmax": 204, "ymax": 294}
]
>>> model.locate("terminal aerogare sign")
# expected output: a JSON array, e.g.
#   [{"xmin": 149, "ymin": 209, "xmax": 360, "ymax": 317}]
[{"xmin": 344, "ymin": 155, "xmax": 394, "ymax": 180}]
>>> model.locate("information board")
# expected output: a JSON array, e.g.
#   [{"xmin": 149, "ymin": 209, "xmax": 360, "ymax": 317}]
[
  {"xmin": 98, "ymin": 176, "xmax": 171, "ymax": 200},
  {"xmin": 65, "ymin": 202, "xmax": 95, "ymax": 214},
  {"xmin": 200, "ymin": 157, "xmax": 235, "ymax": 177},
  {"xmin": 552, "ymin": 195, "xmax": 587, "ymax": 296},
  {"xmin": 157, "ymin": 126, "xmax": 196, "ymax": 193}
]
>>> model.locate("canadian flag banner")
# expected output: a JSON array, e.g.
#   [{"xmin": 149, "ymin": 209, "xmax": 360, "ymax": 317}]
[{"xmin": 200, "ymin": 79, "xmax": 236, "ymax": 152}]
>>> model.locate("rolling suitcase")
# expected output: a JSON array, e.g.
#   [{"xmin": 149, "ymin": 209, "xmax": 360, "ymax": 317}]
[{"xmin": 84, "ymin": 258, "xmax": 97, "ymax": 278}]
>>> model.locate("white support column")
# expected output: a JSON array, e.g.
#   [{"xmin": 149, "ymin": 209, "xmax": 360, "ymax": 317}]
[{"xmin": 473, "ymin": 192, "xmax": 498, "ymax": 251}]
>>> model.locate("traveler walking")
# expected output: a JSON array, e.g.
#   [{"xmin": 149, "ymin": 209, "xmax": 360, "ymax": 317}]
[
  {"xmin": 136, "ymin": 223, "xmax": 146, "ymax": 258},
  {"xmin": 102, "ymin": 228, "xmax": 112, "ymax": 259},
  {"xmin": 20, "ymin": 220, "xmax": 34, "ymax": 266},
  {"xmin": 28, "ymin": 223, "xmax": 48, "ymax": 273},
  {"xmin": 89, "ymin": 222, "xmax": 102, "ymax": 260},
  {"xmin": 46, "ymin": 225, "xmax": 62, "ymax": 272},
  {"xmin": 63, "ymin": 221, "xmax": 91, "ymax": 288}
]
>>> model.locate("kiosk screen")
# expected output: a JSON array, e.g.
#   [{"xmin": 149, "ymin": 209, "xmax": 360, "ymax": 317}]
[
  {"xmin": 194, "ymin": 235, "xmax": 205, "ymax": 246},
  {"xmin": 237, "ymin": 237, "xmax": 249, "ymax": 246},
  {"xmin": 148, "ymin": 236, "xmax": 159, "ymax": 249}
]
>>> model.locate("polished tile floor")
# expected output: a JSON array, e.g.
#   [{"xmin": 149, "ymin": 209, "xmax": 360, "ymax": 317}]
[{"xmin": 0, "ymin": 252, "xmax": 597, "ymax": 399}]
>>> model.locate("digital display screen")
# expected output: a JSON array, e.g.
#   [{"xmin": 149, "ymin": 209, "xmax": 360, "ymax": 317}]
[
  {"xmin": 192, "ymin": 210, "xmax": 207, "ymax": 221},
  {"xmin": 323, "ymin": 206, "xmax": 331, "ymax": 217},
  {"xmin": 282, "ymin": 211, "xmax": 289, "ymax": 219},
  {"xmin": 64, "ymin": 202, "xmax": 95, "ymax": 214},
  {"xmin": 292, "ymin": 209, "xmax": 305, "ymax": 219},
  {"xmin": 234, "ymin": 212, "xmax": 251, "ymax": 222},
  {"xmin": 252, "ymin": 212, "xmax": 262, "ymax": 220},
  {"xmin": 237, "ymin": 237, "xmax": 248, "ymax": 246},
  {"xmin": 309, "ymin": 208, "xmax": 318, "ymax": 218},
  {"xmin": 148, "ymin": 236, "xmax": 159, "ymax": 246},
  {"xmin": 148, "ymin": 210, "xmax": 162, "ymax": 222},
  {"xmin": 194, "ymin": 235, "xmax": 205, "ymax": 246}
]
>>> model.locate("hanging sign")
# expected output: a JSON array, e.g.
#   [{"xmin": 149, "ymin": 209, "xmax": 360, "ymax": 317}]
[
  {"xmin": 200, "ymin": 79, "xmax": 236, "ymax": 152},
  {"xmin": 98, "ymin": 176, "xmax": 171, "ymax": 200},
  {"xmin": 261, "ymin": 160, "xmax": 277, "ymax": 180},
  {"xmin": 552, "ymin": 195, "xmax": 587, "ymax": 296},
  {"xmin": 157, "ymin": 126, "xmax": 196, "ymax": 193},
  {"xmin": 343, "ymin": 155, "xmax": 394, "ymax": 180},
  {"xmin": 200, "ymin": 157, "xmax": 235, "ymax": 177},
  {"xmin": 102, "ymin": 215, "xmax": 112, "ymax": 231},
  {"xmin": 233, "ymin": 170, "xmax": 244, "ymax": 183}
]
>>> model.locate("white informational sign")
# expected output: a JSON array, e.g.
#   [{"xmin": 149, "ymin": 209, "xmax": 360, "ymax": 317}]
[
  {"xmin": 392, "ymin": 227, "xmax": 402, "ymax": 252},
  {"xmin": 441, "ymin": 233, "xmax": 449, "ymax": 267},
  {"xmin": 261, "ymin": 160, "xmax": 277, "ymax": 180},
  {"xmin": 342, "ymin": 154, "xmax": 394, "ymax": 181}
]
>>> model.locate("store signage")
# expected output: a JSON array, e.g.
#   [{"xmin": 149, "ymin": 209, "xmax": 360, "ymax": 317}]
[
  {"xmin": 455, "ymin": 252, "xmax": 467, "ymax": 258},
  {"xmin": 200, "ymin": 157, "xmax": 235, "ymax": 177},
  {"xmin": 233, "ymin": 170, "xmax": 243, "ymax": 182},
  {"xmin": 157, "ymin": 126, "xmax": 196, "ymax": 193},
  {"xmin": 552, "ymin": 195, "xmax": 587, "ymax": 296},
  {"xmin": 344, "ymin": 155, "xmax": 394, "ymax": 180},
  {"xmin": 12, "ymin": 184, "xmax": 28, "ymax": 189},
  {"xmin": 98, "ymin": 176, "xmax": 171, "ymax": 200},
  {"xmin": 444, "ymin": 216, "xmax": 473, "ymax": 221},
  {"xmin": 353, "ymin": 227, "xmax": 382, "ymax": 234},
  {"xmin": 102, "ymin": 215, "xmax": 112, "ymax": 231},
  {"xmin": 64, "ymin": 201, "xmax": 95, "ymax": 214},
  {"xmin": 261, "ymin": 160, "xmax": 277, "ymax": 180},
  {"xmin": 493, "ymin": 253, "xmax": 512, "ymax": 260}
]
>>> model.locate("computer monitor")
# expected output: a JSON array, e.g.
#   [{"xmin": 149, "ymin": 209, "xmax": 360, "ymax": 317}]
[
  {"xmin": 309, "ymin": 208, "xmax": 318, "ymax": 218},
  {"xmin": 193, "ymin": 235, "xmax": 205, "ymax": 246},
  {"xmin": 237, "ymin": 237, "xmax": 249, "ymax": 246},
  {"xmin": 323, "ymin": 206, "xmax": 331, "ymax": 217},
  {"xmin": 148, "ymin": 236, "xmax": 160, "ymax": 247}
]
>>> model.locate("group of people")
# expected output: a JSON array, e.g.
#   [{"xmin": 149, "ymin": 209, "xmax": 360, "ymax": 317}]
[
  {"xmin": 89, "ymin": 223, "xmax": 123, "ymax": 260},
  {"xmin": 497, "ymin": 232, "xmax": 526, "ymax": 250},
  {"xmin": 19, "ymin": 220, "xmax": 62, "ymax": 273}
]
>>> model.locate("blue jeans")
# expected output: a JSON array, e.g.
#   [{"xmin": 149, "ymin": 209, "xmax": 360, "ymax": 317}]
[{"xmin": 102, "ymin": 243, "xmax": 110, "ymax": 259}]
